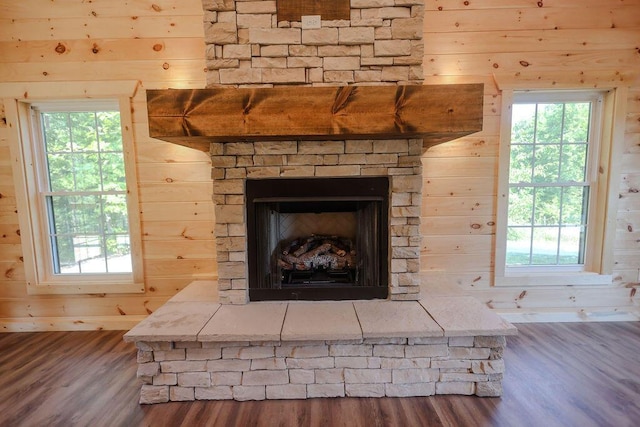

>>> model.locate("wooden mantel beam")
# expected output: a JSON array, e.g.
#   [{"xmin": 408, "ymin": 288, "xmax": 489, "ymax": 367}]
[{"xmin": 146, "ymin": 84, "xmax": 484, "ymax": 152}]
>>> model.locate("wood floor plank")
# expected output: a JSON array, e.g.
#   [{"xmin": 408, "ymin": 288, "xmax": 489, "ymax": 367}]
[{"xmin": 0, "ymin": 322, "xmax": 638, "ymax": 426}]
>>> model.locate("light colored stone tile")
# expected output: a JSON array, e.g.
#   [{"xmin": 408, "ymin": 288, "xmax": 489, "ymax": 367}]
[
  {"xmin": 476, "ymin": 381, "xmax": 503, "ymax": 397},
  {"xmin": 307, "ymin": 384, "xmax": 345, "ymax": 398},
  {"xmin": 281, "ymin": 302, "xmax": 362, "ymax": 341},
  {"xmin": 199, "ymin": 302, "xmax": 287, "ymax": 342},
  {"xmin": 289, "ymin": 369, "xmax": 315, "ymax": 384},
  {"xmin": 404, "ymin": 344, "xmax": 448, "ymax": 358},
  {"xmin": 380, "ymin": 357, "xmax": 431, "ymax": 369},
  {"xmin": 334, "ymin": 357, "xmax": 381, "ymax": 369},
  {"xmin": 233, "ymin": 385, "xmax": 266, "ymax": 401},
  {"xmin": 285, "ymin": 357, "xmax": 335, "ymax": 370},
  {"xmin": 211, "ymin": 372, "xmax": 242, "ymax": 386},
  {"xmin": 354, "ymin": 300, "xmax": 442, "ymax": 339},
  {"xmin": 178, "ymin": 372, "xmax": 211, "ymax": 388},
  {"xmin": 419, "ymin": 296, "xmax": 517, "ymax": 337},
  {"xmin": 344, "ymin": 368, "xmax": 391, "ymax": 384},
  {"xmin": 124, "ymin": 302, "xmax": 220, "ymax": 342},
  {"xmin": 139, "ymin": 385, "xmax": 169, "ymax": 404},
  {"xmin": 242, "ymin": 370, "xmax": 289, "ymax": 386},
  {"xmin": 195, "ymin": 386, "xmax": 233, "ymax": 400},
  {"xmin": 436, "ymin": 381, "xmax": 475, "ymax": 395},
  {"xmin": 392, "ymin": 368, "xmax": 438, "ymax": 384},
  {"xmin": 385, "ymin": 382, "xmax": 434, "ymax": 397},
  {"xmin": 153, "ymin": 373, "xmax": 177, "ymax": 386}
]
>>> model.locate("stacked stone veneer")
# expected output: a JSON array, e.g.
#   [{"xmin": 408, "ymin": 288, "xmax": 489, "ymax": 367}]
[
  {"xmin": 213, "ymin": 138, "xmax": 423, "ymax": 304},
  {"xmin": 136, "ymin": 335, "xmax": 507, "ymax": 403},
  {"xmin": 202, "ymin": 0, "xmax": 424, "ymax": 87}
]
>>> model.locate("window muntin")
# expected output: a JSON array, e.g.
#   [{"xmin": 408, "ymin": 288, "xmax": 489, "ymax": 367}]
[
  {"xmin": 33, "ymin": 102, "xmax": 133, "ymax": 277},
  {"xmin": 505, "ymin": 93, "xmax": 602, "ymax": 272}
]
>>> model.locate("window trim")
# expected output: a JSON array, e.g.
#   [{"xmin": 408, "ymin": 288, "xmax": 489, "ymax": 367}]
[
  {"xmin": 6, "ymin": 89, "xmax": 144, "ymax": 295},
  {"xmin": 494, "ymin": 87, "xmax": 626, "ymax": 287}
]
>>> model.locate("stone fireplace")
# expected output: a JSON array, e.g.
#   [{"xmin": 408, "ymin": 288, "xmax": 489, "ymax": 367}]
[{"xmin": 122, "ymin": 0, "xmax": 515, "ymax": 404}]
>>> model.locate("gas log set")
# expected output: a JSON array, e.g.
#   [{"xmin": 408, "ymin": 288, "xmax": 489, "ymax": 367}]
[{"xmin": 277, "ymin": 235, "xmax": 357, "ymax": 285}]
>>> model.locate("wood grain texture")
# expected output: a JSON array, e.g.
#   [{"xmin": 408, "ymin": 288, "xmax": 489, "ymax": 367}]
[
  {"xmin": 277, "ymin": 0, "xmax": 350, "ymax": 22},
  {"xmin": 146, "ymin": 84, "xmax": 485, "ymax": 151},
  {"xmin": 1, "ymin": 323, "xmax": 639, "ymax": 426}
]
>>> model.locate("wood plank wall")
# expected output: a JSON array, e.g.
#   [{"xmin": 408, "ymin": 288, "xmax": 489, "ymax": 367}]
[
  {"xmin": 0, "ymin": 0, "xmax": 638, "ymax": 330},
  {"xmin": 421, "ymin": 0, "xmax": 640, "ymax": 320},
  {"xmin": 0, "ymin": 0, "xmax": 214, "ymax": 331}
]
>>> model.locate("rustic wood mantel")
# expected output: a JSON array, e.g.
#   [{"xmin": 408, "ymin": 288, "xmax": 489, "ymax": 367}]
[{"xmin": 146, "ymin": 84, "xmax": 484, "ymax": 152}]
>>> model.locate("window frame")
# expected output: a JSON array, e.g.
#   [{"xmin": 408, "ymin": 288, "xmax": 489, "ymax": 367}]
[
  {"xmin": 495, "ymin": 88, "xmax": 625, "ymax": 287},
  {"xmin": 7, "ymin": 94, "xmax": 144, "ymax": 295}
]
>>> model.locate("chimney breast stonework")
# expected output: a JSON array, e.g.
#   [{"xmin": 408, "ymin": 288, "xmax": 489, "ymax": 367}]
[{"xmin": 202, "ymin": 0, "xmax": 426, "ymax": 303}]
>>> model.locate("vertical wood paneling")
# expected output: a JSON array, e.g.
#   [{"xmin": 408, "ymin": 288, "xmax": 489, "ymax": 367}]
[
  {"xmin": 0, "ymin": 0, "xmax": 210, "ymax": 328},
  {"xmin": 422, "ymin": 0, "xmax": 640, "ymax": 313}
]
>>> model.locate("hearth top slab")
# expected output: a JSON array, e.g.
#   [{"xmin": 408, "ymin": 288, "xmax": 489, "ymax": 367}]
[
  {"xmin": 199, "ymin": 302, "xmax": 288, "ymax": 342},
  {"xmin": 420, "ymin": 296, "xmax": 518, "ymax": 337},
  {"xmin": 281, "ymin": 302, "xmax": 362, "ymax": 341},
  {"xmin": 354, "ymin": 300, "xmax": 443, "ymax": 339},
  {"xmin": 123, "ymin": 301, "xmax": 220, "ymax": 342}
]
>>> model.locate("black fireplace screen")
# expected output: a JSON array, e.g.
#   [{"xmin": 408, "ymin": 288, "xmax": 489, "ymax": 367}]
[{"xmin": 246, "ymin": 177, "xmax": 389, "ymax": 301}]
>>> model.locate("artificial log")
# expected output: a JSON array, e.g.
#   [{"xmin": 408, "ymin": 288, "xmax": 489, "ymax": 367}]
[
  {"xmin": 146, "ymin": 84, "xmax": 484, "ymax": 152},
  {"xmin": 279, "ymin": 235, "xmax": 355, "ymax": 271}
]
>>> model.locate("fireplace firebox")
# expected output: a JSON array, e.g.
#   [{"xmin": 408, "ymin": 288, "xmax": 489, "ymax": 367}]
[{"xmin": 247, "ymin": 177, "xmax": 389, "ymax": 301}]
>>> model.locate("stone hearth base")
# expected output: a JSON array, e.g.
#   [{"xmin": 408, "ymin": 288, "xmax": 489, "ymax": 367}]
[{"xmin": 124, "ymin": 281, "xmax": 517, "ymax": 403}]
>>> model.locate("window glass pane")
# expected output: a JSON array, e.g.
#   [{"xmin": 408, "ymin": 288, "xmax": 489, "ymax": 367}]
[
  {"xmin": 73, "ymin": 153, "xmax": 102, "ymax": 191},
  {"xmin": 511, "ymin": 104, "xmax": 536, "ymax": 143},
  {"xmin": 562, "ymin": 102, "xmax": 590, "ymax": 143},
  {"xmin": 508, "ymin": 187, "xmax": 533, "ymax": 225},
  {"xmin": 558, "ymin": 226, "xmax": 583, "ymax": 265},
  {"xmin": 535, "ymin": 103, "xmax": 563, "ymax": 143},
  {"xmin": 506, "ymin": 227, "xmax": 531, "ymax": 265},
  {"xmin": 43, "ymin": 113, "xmax": 71, "ymax": 152},
  {"xmin": 101, "ymin": 153, "xmax": 127, "ymax": 191},
  {"xmin": 532, "ymin": 144, "xmax": 561, "ymax": 184},
  {"xmin": 509, "ymin": 144, "xmax": 533, "ymax": 183},
  {"xmin": 70, "ymin": 112, "xmax": 99, "ymax": 152},
  {"xmin": 105, "ymin": 235, "xmax": 132, "ymax": 273},
  {"xmin": 561, "ymin": 187, "xmax": 589, "ymax": 226},
  {"xmin": 97, "ymin": 112, "xmax": 123, "ymax": 152},
  {"xmin": 47, "ymin": 154, "xmax": 74, "ymax": 192},
  {"xmin": 531, "ymin": 226, "xmax": 559, "ymax": 264},
  {"xmin": 560, "ymin": 143, "xmax": 587, "ymax": 182},
  {"xmin": 104, "ymin": 194, "xmax": 130, "ymax": 234},
  {"xmin": 533, "ymin": 187, "xmax": 561, "ymax": 226}
]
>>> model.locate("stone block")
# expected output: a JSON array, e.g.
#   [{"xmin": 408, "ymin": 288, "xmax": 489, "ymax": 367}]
[
  {"xmin": 382, "ymin": 66, "xmax": 410, "ymax": 81},
  {"xmin": 178, "ymin": 372, "xmax": 211, "ymax": 388},
  {"xmin": 219, "ymin": 68, "xmax": 262, "ymax": 84},
  {"xmin": 153, "ymin": 373, "xmax": 178, "ymax": 386},
  {"xmin": 170, "ymin": 386, "xmax": 195, "ymax": 401},
  {"xmin": 276, "ymin": 345, "xmax": 329, "ymax": 358},
  {"xmin": 449, "ymin": 336, "xmax": 475, "ymax": 347},
  {"xmin": 374, "ymin": 40, "xmax": 411, "ymax": 57},
  {"xmin": 391, "ymin": 17, "xmax": 423, "ymax": 39},
  {"xmin": 334, "ymin": 356, "xmax": 382, "ymax": 369},
  {"xmin": 137, "ymin": 362, "xmax": 160, "ymax": 377},
  {"xmin": 329, "ymin": 344, "xmax": 373, "ymax": 357},
  {"xmin": 211, "ymin": 372, "xmax": 242, "ymax": 386},
  {"xmin": 476, "ymin": 381, "xmax": 503, "ymax": 397},
  {"xmin": 236, "ymin": 1, "xmax": 277, "ymax": 14},
  {"xmin": 287, "ymin": 57, "xmax": 323, "ymax": 68},
  {"xmin": 207, "ymin": 359, "xmax": 252, "ymax": 372},
  {"xmin": 475, "ymin": 336, "xmax": 507, "ymax": 348},
  {"xmin": 195, "ymin": 386, "xmax": 233, "ymax": 400},
  {"xmin": 161, "ymin": 360, "xmax": 207, "ymax": 373},
  {"xmin": 380, "ymin": 357, "xmax": 432, "ymax": 369},
  {"xmin": 266, "ymin": 384, "xmax": 307, "ymax": 399},
  {"xmin": 233, "ymin": 385, "xmax": 266, "ymax": 401},
  {"xmin": 375, "ymin": 27, "xmax": 392, "ymax": 39},
  {"xmin": 307, "ymin": 383, "xmax": 345, "ymax": 398},
  {"xmin": 345, "ymin": 140, "xmax": 373, "ymax": 153},
  {"xmin": 237, "ymin": 13, "xmax": 272, "ymax": 29},
  {"xmin": 289, "ymin": 369, "xmax": 315, "ymax": 384},
  {"xmin": 137, "ymin": 350, "xmax": 153, "ymax": 363},
  {"xmin": 289, "ymin": 45, "xmax": 317, "ymax": 56},
  {"xmin": 344, "ymin": 368, "xmax": 391, "ymax": 384},
  {"xmin": 362, "ymin": 7, "xmax": 411, "ymax": 19},
  {"xmin": 316, "ymin": 165, "xmax": 361, "ymax": 176},
  {"xmin": 204, "ymin": 22, "xmax": 238, "ymax": 45},
  {"xmin": 345, "ymin": 383, "xmax": 386, "ymax": 397},
  {"xmin": 252, "ymin": 57, "xmax": 287, "ymax": 68},
  {"xmin": 405, "ymin": 344, "xmax": 449, "ymax": 358},
  {"xmin": 355, "ymin": 70, "xmax": 382, "ymax": 82},
  {"xmin": 440, "ymin": 372, "xmax": 489, "ymax": 382},
  {"xmin": 323, "ymin": 70, "xmax": 354, "ymax": 83},
  {"xmin": 286, "ymin": 357, "xmax": 335, "ymax": 370},
  {"xmin": 351, "ymin": 0, "xmax": 394, "ymax": 6},
  {"xmin": 153, "ymin": 349, "xmax": 186, "ymax": 362},
  {"xmin": 431, "ymin": 360, "xmax": 471, "ymax": 370},
  {"xmin": 436, "ymin": 382, "xmax": 475, "ymax": 395},
  {"xmin": 385, "ymin": 382, "xmax": 435, "ymax": 397},
  {"xmin": 471, "ymin": 360, "xmax": 506, "ymax": 375},
  {"xmin": 315, "ymin": 368, "xmax": 345, "ymax": 384},
  {"xmin": 302, "ymin": 28, "xmax": 338, "ymax": 45},
  {"xmin": 298, "ymin": 140, "xmax": 344, "ymax": 154},
  {"xmin": 223, "ymin": 346, "xmax": 275, "ymax": 360},
  {"xmin": 223, "ymin": 44, "xmax": 252, "ymax": 59},
  {"xmin": 206, "ymin": 59, "xmax": 240, "ymax": 70},
  {"xmin": 372, "ymin": 345, "xmax": 405, "ymax": 358},
  {"xmin": 261, "ymin": 45, "xmax": 289, "ymax": 57},
  {"xmin": 262, "ymin": 68, "xmax": 306, "ymax": 83},
  {"xmin": 449, "ymin": 347, "xmax": 492, "ymax": 360},
  {"xmin": 249, "ymin": 28, "xmax": 301, "ymax": 44},
  {"xmin": 318, "ymin": 45, "xmax": 360, "ymax": 57},
  {"xmin": 392, "ymin": 368, "xmax": 438, "ymax": 384},
  {"xmin": 338, "ymin": 27, "xmax": 375, "ymax": 45},
  {"xmin": 251, "ymin": 358, "xmax": 287, "ymax": 371},
  {"xmin": 324, "ymin": 56, "xmax": 361, "ymax": 71},
  {"xmin": 139, "ymin": 385, "xmax": 169, "ymax": 404},
  {"xmin": 242, "ymin": 370, "xmax": 289, "ymax": 386}
]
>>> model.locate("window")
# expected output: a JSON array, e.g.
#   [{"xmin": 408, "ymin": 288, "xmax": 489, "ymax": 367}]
[
  {"xmin": 9, "ymin": 98, "xmax": 143, "ymax": 294},
  {"xmin": 495, "ymin": 89, "xmax": 623, "ymax": 286}
]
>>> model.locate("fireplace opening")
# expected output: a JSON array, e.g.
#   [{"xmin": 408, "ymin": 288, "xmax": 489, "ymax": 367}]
[{"xmin": 247, "ymin": 177, "xmax": 389, "ymax": 301}]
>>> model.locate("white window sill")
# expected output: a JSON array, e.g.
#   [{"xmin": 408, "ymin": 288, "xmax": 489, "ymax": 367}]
[{"xmin": 495, "ymin": 272, "xmax": 612, "ymax": 287}]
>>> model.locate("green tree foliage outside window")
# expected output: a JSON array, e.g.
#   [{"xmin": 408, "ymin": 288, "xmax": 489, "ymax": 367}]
[
  {"xmin": 507, "ymin": 100, "xmax": 592, "ymax": 267},
  {"xmin": 41, "ymin": 110, "xmax": 131, "ymax": 274}
]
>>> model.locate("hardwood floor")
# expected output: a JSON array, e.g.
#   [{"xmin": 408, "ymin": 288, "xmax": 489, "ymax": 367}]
[{"xmin": 0, "ymin": 322, "xmax": 638, "ymax": 427}]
